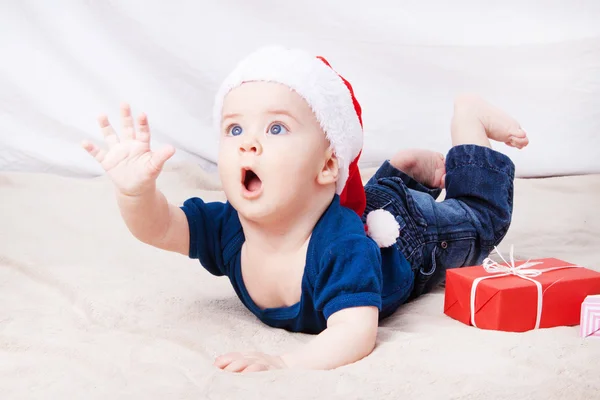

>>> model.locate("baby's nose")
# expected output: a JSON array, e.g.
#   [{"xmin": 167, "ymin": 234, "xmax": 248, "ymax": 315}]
[{"xmin": 239, "ymin": 138, "xmax": 262, "ymax": 154}]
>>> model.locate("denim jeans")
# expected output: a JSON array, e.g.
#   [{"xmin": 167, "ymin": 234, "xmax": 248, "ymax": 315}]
[{"xmin": 363, "ymin": 144, "xmax": 516, "ymax": 300}]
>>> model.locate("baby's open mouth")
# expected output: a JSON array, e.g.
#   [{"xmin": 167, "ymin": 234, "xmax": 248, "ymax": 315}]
[{"xmin": 242, "ymin": 168, "xmax": 262, "ymax": 193}]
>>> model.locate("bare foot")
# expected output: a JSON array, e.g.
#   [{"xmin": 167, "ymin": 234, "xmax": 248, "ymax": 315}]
[
  {"xmin": 390, "ymin": 149, "xmax": 446, "ymax": 189},
  {"xmin": 454, "ymin": 94, "xmax": 529, "ymax": 149}
]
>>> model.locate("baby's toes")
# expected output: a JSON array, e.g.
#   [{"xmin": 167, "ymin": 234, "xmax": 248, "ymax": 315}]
[
  {"xmin": 436, "ymin": 153, "xmax": 446, "ymax": 169},
  {"xmin": 510, "ymin": 127, "xmax": 527, "ymax": 138},
  {"xmin": 432, "ymin": 153, "xmax": 446, "ymax": 188},
  {"xmin": 507, "ymin": 135, "xmax": 529, "ymax": 149}
]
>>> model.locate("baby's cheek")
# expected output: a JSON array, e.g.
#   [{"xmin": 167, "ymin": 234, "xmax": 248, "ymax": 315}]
[
  {"xmin": 218, "ymin": 164, "xmax": 238, "ymax": 189},
  {"xmin": 281, "ymin": 161, "xmax": 311, "ymax": 183}
]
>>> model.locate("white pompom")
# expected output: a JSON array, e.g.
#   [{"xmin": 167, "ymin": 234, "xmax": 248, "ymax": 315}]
[{"xmin": 366, "ymin": 209, "xmax": 400, "ymax": 248}]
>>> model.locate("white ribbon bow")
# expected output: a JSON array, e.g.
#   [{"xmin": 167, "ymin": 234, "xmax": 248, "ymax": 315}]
[{"xmin": 470, "ymin": 245, "xmax": 580, "ymax": 330}]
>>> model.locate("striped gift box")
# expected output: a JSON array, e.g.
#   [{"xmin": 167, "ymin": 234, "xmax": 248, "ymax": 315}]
[{"xmin": 581, "ymin": 295, "xmax": 600, "ymax": 338}]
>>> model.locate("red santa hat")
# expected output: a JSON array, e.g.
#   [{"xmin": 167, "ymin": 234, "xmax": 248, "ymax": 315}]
[{"xmin": 213, "ymin": 46, "xmax": 399, "ymax": 248}]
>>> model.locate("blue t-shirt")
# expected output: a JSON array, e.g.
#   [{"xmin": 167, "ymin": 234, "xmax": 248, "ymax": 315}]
[{"xmin": 180, "ymin": 195, "xmax": 414, "ymax": 334}]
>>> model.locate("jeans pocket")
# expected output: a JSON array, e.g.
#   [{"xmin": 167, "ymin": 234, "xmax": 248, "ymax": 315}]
[
  {"xmin": 411, "ymin": 236, "xmax": 476, "ymax": 298},
  {"xmin": 435, "ymin": 236, "xmax": 477, "ymax": 271}
]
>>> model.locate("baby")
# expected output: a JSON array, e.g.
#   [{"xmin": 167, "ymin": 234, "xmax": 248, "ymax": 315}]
[{"xmin": 82, "ymin": 46, "xmax": 528, "ymax": 373}]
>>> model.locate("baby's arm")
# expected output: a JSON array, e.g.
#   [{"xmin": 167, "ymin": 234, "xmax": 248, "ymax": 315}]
[
  {"xmin": 281, "ymin": 236, "xmax": 382, "ymax": 370},
  {"xmin": 116, "ymin": 188, "xmax": 189, "ymax": 255},
  {"xmin": 83, "ymin": 103, "xmax": 189, "ymax": 255},
  {"xmin": 214, "ymin": 306, "xmax": 378, "ymax": 372},
  {"xmin": 282, "ymin": 306, "xmax": 378, "ymax": 369}
]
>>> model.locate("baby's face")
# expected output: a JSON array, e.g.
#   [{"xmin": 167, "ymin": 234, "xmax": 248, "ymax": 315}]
[{"xmin": 218, "ymin": 81, "xmax": 334, "ymax": 222}]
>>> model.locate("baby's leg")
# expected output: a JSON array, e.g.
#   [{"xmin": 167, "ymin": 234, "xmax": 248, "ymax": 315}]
[
  {"xmin": 382, "ymin": 96, "xmax": 527, "ymax": 299},
  {"xmin": 390, "ymin": 149, "xmax": 446, "ymax": 189},
  {"xmin": 451, "ymin": 94, "xmax": 529, "ymax": 149},
  {"xmin": 389, "ymin": 95, "xmax": 528, "ymax": 191},
  {"xmin": 432, "ymin": 95, "xmax": 525, "ymax": 270}
]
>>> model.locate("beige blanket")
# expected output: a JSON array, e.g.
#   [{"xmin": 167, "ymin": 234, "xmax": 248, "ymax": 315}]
[{"xmin": 1, "ymin": 165, "xmax": 599, "ymax": 399}]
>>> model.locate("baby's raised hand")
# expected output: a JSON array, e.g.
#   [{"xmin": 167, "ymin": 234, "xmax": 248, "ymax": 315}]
[{"xmin": 82, "ymin": 103, "xmax": 175, "ymax": 197}]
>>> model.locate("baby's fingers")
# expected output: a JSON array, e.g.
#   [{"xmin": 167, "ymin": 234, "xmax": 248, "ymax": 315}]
[
  {"xmin": 120, "ymin": 103, "xmax": 136, "ymax": 140},
  {"xmin": 82, "ymin": 140, "xmax": 107, "ymax": 163},
  {"xmin": 242, "ymin": 363, "xmax": 268, "ymax": 373},
  {"xmin": 147, "ymin": 145, "xmax": 176, "ymax": 173},
  {"xmin": 214, "ymin": 354, "xmax": 235, "ymax": 369},
  {"xmin": 98, "ymin": 115, "xmax": 119, "ymax": 149},
  {"xmin": 137, "ymin": 113, "xmax": 151, "ymax": 144},
  {"xmin": 223, "ymin": 359, "xmax": 251, "ymax": 373}
]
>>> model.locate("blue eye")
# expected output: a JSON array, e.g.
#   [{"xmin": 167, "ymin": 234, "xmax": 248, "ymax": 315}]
[
  {"xmin": 269, "ymin": 123, "xmax": 288, "ymax": 135},
  {"xmin": 228, "ymin": 125, "xmax": 243, "ymax": 136}
]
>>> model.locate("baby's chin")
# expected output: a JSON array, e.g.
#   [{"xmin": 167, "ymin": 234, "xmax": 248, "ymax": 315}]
[
  {"xmin": 234, "ymin": 203, "xmax": 281, "ymax": 225},
  {"xmin": 224, "ymin": 190, "xmax": 271, "ymax": 219},
  {"xmin": 229, "ymin": 196, "xmax": 301, "ymax": 225}
]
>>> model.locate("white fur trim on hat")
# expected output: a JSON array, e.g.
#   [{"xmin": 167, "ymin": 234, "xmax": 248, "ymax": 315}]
[
  {"xmin": 213, "ymin": 46, "xmax": 363, "ymax": 195},
  {"xmin": 366, "ymin": 209, "xmax": 400, "ymax": 248}
]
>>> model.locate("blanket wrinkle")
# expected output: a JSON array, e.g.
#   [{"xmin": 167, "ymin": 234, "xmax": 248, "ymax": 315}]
[{"xmin": 0, "ymin": 256, "xmax": 96, "ymax": 325}]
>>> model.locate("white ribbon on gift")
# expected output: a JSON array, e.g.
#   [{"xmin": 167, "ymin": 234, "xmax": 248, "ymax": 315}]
[{"xmin": 470, "ymin": 245, "xmax": 581, "ymax": 329}]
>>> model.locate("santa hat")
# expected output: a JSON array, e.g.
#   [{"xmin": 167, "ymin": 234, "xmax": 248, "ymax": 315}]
[{"xmin": 213, "ymin": 46, "xmax": 399, "ymax": 248}]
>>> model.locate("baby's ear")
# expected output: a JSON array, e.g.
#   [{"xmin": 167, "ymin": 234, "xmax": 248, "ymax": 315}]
[{"xmin": 318, "ymin": 147, "xmax": 339, "ymax": 186}]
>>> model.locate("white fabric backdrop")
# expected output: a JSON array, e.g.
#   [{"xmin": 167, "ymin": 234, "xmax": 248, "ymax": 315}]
[{"xmin": 1, "ymin": 1, "xmax": 599, "ymax": 178}]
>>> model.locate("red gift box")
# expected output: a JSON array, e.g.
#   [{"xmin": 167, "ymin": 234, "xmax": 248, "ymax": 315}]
[{"xmin": 444, "ymin": 253, "xmax": 600, "ymax": 332}]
